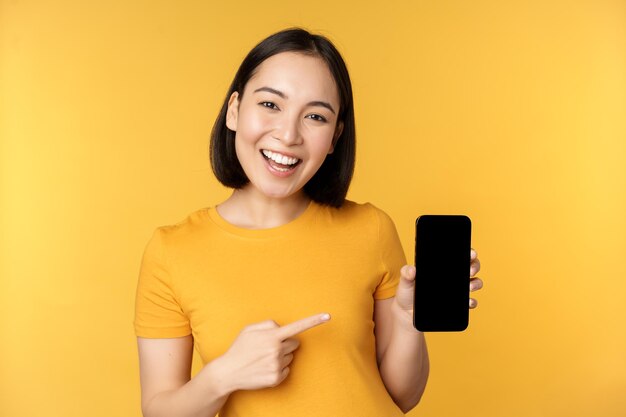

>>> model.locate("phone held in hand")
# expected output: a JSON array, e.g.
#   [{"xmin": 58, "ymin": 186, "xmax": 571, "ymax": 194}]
[{"xmin": 413, "ymin": 215, "xmax": 472, "ymax": 332}]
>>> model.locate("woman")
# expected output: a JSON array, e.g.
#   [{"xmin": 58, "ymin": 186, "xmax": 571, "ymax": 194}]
[{"xmin": 134, "ymin": 27, "xmax": 483, "ymax": 417}]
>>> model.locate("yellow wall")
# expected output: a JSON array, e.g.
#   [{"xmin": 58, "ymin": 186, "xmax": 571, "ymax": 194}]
[{"xmin": 1, "ymin": 0, "xmax": 625, "ymax": 416}]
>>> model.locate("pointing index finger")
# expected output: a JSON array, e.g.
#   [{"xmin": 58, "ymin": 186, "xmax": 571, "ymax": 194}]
[{"xmin": 275, "ymin": 313, "xmax": 331, "ymax": 340}]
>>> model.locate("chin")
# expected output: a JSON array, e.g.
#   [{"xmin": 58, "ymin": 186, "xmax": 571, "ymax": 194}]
[
  {"xmin": 253, "ymin": 183, "xmax": 298, "ymax": 199},
  {"xmin": 263, "ymin": 189, "xmax": 299, "ymax": 200}
]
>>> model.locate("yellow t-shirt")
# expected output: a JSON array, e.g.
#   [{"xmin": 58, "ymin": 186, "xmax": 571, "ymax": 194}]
[{"xmin": 134, "ymin": 199, "xmax": 407, "ymax": 416}]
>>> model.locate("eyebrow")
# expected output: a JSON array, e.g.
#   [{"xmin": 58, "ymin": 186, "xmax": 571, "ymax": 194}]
[{"xmin": 253, "ymin": 86, "xmax": 336, "ymax": 115}]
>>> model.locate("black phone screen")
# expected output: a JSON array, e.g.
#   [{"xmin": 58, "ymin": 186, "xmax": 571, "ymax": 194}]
[{"xmin": 414, "ymin": 215, "xmax": 472, "ymax": 332}]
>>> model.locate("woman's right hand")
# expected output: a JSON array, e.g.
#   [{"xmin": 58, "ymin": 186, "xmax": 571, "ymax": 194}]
[{"xmin": 218, "ymin": 313, "xmax": 332, "ymax": 391}]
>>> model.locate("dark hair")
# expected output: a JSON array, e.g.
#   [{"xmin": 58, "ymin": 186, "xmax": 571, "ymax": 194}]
[{"xmin": 209, "ymin": 27, "xmax": 355, "ymax": 208}]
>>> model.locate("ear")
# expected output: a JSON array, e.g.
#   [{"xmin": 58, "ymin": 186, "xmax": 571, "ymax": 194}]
[
  {"xmin": 328, "ymin": 120, "xmax": 344, "ymax": 154},
  {"xmin": 225, "ymin": 91, "xmax": 240, "ymax": 132}
]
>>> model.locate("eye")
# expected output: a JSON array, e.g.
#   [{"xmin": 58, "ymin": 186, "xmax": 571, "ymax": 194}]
[
  {"xmin": 307, "ymin": 114, "xmax": 327, "ymax": 123},
  {"xmin": 259, "ymin": 101, "xmax": 279, "ymax": 110}
]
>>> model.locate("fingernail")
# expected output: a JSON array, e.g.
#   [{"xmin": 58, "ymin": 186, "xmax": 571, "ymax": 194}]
[
  {"xmin": 409, "ymin": 265, "xmax": 416, "ymax": 276},
  {"xmin": 321, "ymin": 313, "xmax": 331, "ymax": 321}
]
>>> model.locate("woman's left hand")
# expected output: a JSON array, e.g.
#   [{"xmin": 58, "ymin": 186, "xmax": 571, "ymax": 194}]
[{"xmin": 392, "ymin": 248, "xmax": 483, "ymax": 330}]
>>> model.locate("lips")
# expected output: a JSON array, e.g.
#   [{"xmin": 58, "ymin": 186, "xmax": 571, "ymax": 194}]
[
  {"xmin": 260, "ymin": 150, "xmax": 303, "ymax": 177},
  {"xmin": 261, "ymin": 149, "xmax": 302, "ymax": 172},
  {"xmin": 261, "ymin": 149, "xmax": 299, "ymax": 165}
]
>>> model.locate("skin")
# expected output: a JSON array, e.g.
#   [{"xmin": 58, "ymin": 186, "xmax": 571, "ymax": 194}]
[{"xmin": 219, "ymin": 51, "xmax": 344, "ymax": 229}]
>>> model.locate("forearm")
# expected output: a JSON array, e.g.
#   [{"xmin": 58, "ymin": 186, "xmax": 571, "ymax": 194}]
[
  {"xmin": 379, "ymin": 306, "xmax": 430, "ymax": 414},
  {"xmin": 144, "ymin": 356, "xmax": 235, "ymax": 417}
]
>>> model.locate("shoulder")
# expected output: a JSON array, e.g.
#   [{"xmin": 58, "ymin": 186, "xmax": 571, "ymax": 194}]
[
  {"xmin": 148, "ymin": 207, "xmax": 212, "ymax": 249},
  {"xmin": 340, "ymin": 199, "xmax": 394, "ymax": 222},
  {"xmin": 316, "ymin": 199, "xmax": 395, "ymax": 232}
]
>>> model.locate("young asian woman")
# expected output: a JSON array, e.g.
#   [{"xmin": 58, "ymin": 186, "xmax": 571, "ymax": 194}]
[{"xmin": 134, "ymin": 27, "xmax": 483, "ymax": 417}]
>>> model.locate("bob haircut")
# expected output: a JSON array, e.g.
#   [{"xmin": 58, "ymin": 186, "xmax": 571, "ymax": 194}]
[{"xmin": 209, "ymin": 27, "xmax": 355, "ymax": 208}]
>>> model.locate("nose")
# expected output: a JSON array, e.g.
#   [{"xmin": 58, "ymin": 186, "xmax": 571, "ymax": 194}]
[{"xmin": 272, "ymin": 111, "xmax": 302, "ymax": 145}]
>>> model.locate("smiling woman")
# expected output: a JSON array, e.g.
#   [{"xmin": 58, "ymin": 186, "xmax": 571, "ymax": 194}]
[
  {"xmin": 134, "ymin": 27, "xmax": 427, "ymax": 417},
  {"xmin": 222, "ymin": 51, "xmax": 343, "ymax": 202},
  {"xmin": 209, "ymin": 29, "xmax": 356, "ymax": 211}
]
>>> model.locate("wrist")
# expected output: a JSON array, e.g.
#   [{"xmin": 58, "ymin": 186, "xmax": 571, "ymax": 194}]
[
  {"xmin": 206, "ymin": 354, "xmax": 238, "ymax": 397},
  {"xmin": 391, "ymin": 299, "xmax": 421, "ymax": 334}
]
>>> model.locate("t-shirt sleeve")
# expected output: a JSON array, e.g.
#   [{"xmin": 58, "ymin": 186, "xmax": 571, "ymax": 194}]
[
  {"xmin": 372, "ymin": 206, "xmax": 408, "ymax": 300},
  {"xmin": 134, "ymin": 227, "xmax": 192, "ymax": 338}
]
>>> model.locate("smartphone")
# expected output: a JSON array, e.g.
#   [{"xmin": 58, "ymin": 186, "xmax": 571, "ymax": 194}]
[{"xmin": 413, "ymin": 215, "xmax": 472, "ymax": 332}]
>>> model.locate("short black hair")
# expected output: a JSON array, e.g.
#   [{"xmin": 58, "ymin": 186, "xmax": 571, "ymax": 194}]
[{"xmin": 209, "ymin": 27, "xmax": 356, "ymax": 208}]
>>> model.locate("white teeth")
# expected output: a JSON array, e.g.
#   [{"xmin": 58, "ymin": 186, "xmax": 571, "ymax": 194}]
[{"xmin": 262, "ymin": 149, "xmax": 300, "ymax": 165}]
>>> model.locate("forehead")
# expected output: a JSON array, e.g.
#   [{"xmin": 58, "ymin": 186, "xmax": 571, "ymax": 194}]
[{"xmin": 244, "ymin": 52, "xmax": 340, "ymax": 104}]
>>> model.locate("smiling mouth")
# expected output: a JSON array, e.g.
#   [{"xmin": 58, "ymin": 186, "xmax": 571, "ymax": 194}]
[{"xmin": 261, "ymin": 149, "xmax": 302, "ymax": 172}]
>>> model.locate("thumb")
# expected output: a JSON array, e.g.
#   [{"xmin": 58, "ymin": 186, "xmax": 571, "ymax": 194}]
[
  {"xmin": 400, "ymin": 265, "xmax": 416, "ymax": 283},
  {"xmin": 395, "ymin": 265, "xmax": 416, "ymax": 309}
]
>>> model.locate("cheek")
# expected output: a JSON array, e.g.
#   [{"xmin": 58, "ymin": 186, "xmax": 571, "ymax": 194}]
[
  {"xmin": 308, "ymin": 129, "xmax": 335, "ymax": 155},
  {"xmin": 239, "ymin": 111, "xmax": 271, "ymax": 139}
]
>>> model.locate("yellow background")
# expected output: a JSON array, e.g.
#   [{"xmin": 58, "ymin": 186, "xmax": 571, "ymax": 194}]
[{"xmin": 1, "ymin": 0, "xmax": 625, "ymax": 416}]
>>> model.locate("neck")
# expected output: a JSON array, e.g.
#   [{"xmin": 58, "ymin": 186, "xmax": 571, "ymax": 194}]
[{"xmin": 216, "ymin": 186, "xmax": 312, "ymax": 230}]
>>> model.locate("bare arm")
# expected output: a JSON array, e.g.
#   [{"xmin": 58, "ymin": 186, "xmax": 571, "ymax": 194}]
[
  {"xmin": 137, "ymin": 313, "xmax": 331, "ymax": 416},
  {"xmin": 137, "ymin": 335, "xmax": 235, "ymax": 417},
  {"xmin": 375, "ymin": 297, "xmax": 429, "ymax": 413},
  {"xmin": 378, "ymin": 312, "xmax": 430, "ymax": 414}
]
